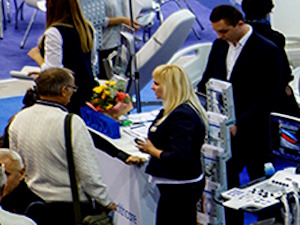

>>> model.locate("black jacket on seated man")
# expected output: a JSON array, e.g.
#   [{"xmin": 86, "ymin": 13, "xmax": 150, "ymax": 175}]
[{"xmin": 1, "ymin": 180, "xmax": 44, "ymax": 215}]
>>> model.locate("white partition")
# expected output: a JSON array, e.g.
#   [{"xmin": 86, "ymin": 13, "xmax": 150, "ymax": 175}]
[
  {"xmin": 271, "ymin": 0, "xmax": 300, "ymax": 37},
  {"xmin": 0, "ymin": 78, "xmax": 34, "ymax": 98},
  {"xmin": 271, "ymin": 0, "xmax": 300, "ymax": 68},
  {"xmin": 95, "ymin": 149, "xmax": 159, "ymax": 225}
]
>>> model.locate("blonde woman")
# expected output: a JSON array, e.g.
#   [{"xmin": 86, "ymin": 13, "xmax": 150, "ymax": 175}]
[
  {"xmin": 28, "ymin": 0, "xmax": 98, "ymax": 115},
  {"xmin": 136, "ymin": 64, "xmax": 207, "ymax": 225}
]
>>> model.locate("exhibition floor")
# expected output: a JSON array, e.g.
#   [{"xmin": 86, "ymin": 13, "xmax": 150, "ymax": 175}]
[{"xmin": 0, "ymin": 1, "xmax": 284, "ymax": 224}]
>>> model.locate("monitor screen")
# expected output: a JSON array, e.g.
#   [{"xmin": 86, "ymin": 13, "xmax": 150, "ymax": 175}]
[{"xmin": 270, "ymin": 112, "xmax": 300, "ymax": 164}]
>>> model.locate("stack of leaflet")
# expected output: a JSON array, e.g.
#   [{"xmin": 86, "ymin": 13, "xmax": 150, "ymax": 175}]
[{"xmin": 10, "ymin": 66, "xmax": 40, "ymax": 80}]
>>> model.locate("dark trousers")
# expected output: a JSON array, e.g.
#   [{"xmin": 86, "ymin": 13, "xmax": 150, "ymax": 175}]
[
  {"xmin": 278, "ymin": 86, "xmax": 300, "ymax": 118},
  {"xmin": 156, "ymin": 178, "xmax": 205, "ymax": 225},
  {"xmin": 225, "ymin": 134, "xmax": 268, "ymax": 225},
  {"xmin": 26, "ymin": 201, "xmax": 95, "ymax": 225}
]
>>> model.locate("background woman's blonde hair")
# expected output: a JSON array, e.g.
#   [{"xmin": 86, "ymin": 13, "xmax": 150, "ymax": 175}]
[
  {"xmin": 153, "ymin": 64, "xmax": 208, "ymax": 128},
  {"xmin": 45, "ymin": 0, "xmax": 93, "ymax": 53}
]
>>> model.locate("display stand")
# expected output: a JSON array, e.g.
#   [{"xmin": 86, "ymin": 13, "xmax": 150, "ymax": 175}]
[
  {"xmin": 197, "ymin": 78, "xmax": 235, "ymax": 225},
  {"xmin": 115, "ymin": 0, "xmax": 142, "ymax": 113}
]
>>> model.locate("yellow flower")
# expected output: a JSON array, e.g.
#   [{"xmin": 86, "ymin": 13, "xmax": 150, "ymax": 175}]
[
  {"xmin": 89, "ymin": 79, "xmax": 131, "ymax": 114},
  {"xmin": 104, "ymin": 90, "xmax": 110, "ymax": 96},
  {"xmin": 93, "ymin": 86, "xmax": 103, "ymax": 94},
  {"xmin": 105, "ymin": 80, "xmax": 116, "ymax": 86},
  {"xmin": 105, "ymin": 104, "xmax": 113, "ymax": 110},
  {"xmin": 109, "ymin": 81, "xmax": 116, "ymax": 86}
]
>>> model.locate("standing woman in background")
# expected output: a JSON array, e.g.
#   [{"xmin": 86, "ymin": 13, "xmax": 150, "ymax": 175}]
[
  {"xmin": 99, "ymin": 0, "xmax": 140, "ymax": 79},
  {"xmin": 28, "ymin": 0, "xmax": 98, "ymax": 115},
  {"xmin": 136, "ymin": 64, "xmax": 207, "ymax": 225},
  {"xmin": 80, "ymin": 0, "xmax": 140, "ymax": 79}
]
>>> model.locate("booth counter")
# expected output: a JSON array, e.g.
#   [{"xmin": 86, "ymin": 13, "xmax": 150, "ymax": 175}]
[{"xmin": 89, "ymin": 126, "xmax": 159, "ymax": 225}]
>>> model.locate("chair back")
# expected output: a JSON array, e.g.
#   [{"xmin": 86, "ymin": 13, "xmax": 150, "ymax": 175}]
[
  {"xmin": 136, "ymin": 9, "xmax": 195, "ymax": 89},
  {"xmin": 290, "ymin": 67, "xmax": 300, "ymax": 100},
  {"xmin": 25, "ymin": 0, "xmax": 46, "ymax": 11},
  {"xmin": 167, "ymin": 42, "xmax": 212, "ymax": 89}
]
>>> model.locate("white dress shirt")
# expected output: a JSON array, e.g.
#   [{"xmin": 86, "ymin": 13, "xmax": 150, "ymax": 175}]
[{"xmin": 226, "ymin": 25, "xmax": 252, "ymax": 80}]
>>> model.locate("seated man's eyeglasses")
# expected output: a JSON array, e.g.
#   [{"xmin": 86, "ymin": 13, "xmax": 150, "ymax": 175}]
[{"xmin": 67, "ymin": 85, "xmax": 78, "ymax": 92}]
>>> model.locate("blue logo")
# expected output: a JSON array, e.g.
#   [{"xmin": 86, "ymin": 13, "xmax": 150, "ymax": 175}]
[{"xmin": 116, "ymin": 203, "xmax": 137, "ymax": 224}]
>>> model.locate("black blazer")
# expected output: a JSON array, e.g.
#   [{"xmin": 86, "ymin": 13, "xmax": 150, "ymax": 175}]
[
  {"xmin": 145, "ymin": 103, "xmax": 206, "ymax": 180},
  {"xmin": 197, "ymin": 31, "xmax": 283, "ymax": 157},
  {"xmin": 248, "ymin": 20, "xmax": 293, "ymax": 84}
]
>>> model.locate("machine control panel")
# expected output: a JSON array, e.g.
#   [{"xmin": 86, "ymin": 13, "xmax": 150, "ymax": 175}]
[{"xmin": 221, "ymin": 167, "xmax": 300, "ymax": 211}]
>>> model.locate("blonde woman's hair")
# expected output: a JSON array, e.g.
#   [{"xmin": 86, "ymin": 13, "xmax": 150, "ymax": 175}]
[
  {"xmin": 45, "ymin": 0, "xmax": 94, "ymax": 53},
  {"xmin": 152, "ymin": 64, "xmax": 208, "ymax": 128}
]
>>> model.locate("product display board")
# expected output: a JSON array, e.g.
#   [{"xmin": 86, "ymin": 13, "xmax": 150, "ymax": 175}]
[{"xmin": 197, "ymin": 78, "xmax": 235, "ymax": 225}]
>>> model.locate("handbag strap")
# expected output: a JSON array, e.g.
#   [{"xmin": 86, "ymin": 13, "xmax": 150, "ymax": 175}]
[{"xmin": 64, "ymin": 113, "xmax": 82, "ymax": 225}]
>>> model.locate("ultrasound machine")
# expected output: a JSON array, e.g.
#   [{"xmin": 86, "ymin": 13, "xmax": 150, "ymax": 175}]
[{"xmin": 220, "ymin": 112, "xmax": 300, "ymax": 225}]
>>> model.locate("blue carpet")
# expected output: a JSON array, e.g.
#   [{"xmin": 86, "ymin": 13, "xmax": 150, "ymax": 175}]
[
  {"xmin": 0, "ymin": 96, "xmax": 23, "ymax": 133},
  {"xmin": 0, "ymin": 4, "xmax": 46, "ymax": 79}
]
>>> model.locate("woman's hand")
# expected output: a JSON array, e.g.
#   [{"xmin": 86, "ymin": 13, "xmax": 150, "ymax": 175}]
[
  {"xmin": 108, "ymin": 17, "xmax": 141, "ymax": 31},
  {"xmin": 122, "ymin": 17, "xmax": 141, "ymax": 31},
  {"xmin": 136, "ymin": 138, "xmax": 162, "ymax": 159}
]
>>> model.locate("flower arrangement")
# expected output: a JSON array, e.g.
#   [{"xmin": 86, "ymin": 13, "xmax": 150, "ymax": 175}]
[{"xmin": 87, "ymin": 80, "xmax": 133, "ymax": 119}]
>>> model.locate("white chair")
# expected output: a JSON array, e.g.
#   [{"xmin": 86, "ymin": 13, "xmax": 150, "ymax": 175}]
[
  {"xmin": 18, "ymin": 0, "xmax": 46, "ymax": 48},
  {"xmin": 108, "ymin": 9, "xmax": 195, "ymax": 112},
  {"xmin": 271, "ymin": 0, "xmax": 300, "ymax": 68},
  {"xmin": 290, "ymin": 67, "xmax": 300, "ymax": 106},
  {"xmin": 0, "ymin": 0, "xmax": 3, "ymax": 39},
  {"xmin": 167, "ymin": 42, "xmax": 212, "ymax": 89},
  {"xmin": 136, "ymin": 9, "xmax": 196, "ymax": 89},
  {"xmin": 1, "ymin": 0, "xmax": 15, "ymax": 37},
  {"xmin": 283, "ymin": 37, "xmax": 300, "ymax": 69}
]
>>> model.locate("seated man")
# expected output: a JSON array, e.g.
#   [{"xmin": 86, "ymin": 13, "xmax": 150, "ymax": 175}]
[
  {"xmin": 0, "ymin": 148, "xmax": 43, "ymax": 215},
  {"xmin": 0, "ymin": 161, "xmax": 37, "ymax": 225}
]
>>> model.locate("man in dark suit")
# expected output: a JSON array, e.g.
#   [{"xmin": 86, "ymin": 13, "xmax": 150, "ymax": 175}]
[{"xmin": 197, "ymin": 5, "xmax": 283, "ymax": 225}]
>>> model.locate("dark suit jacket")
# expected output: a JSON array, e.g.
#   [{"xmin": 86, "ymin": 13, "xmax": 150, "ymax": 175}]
[
  {"xmin": 248, "ymin": 20, "xmax": 293, "ymax": 84},
  {"xmin": 248, "ymin": 21, "xmax": 299, "ymax": 117},
  {"xmin": 1, "ymin": 180, "xmax": 43, "ymax": 214},
  {"xmin": 197, "ymin": 31, "xmax": 283, "ymax": 160},
  {"xmin": 145, "ymin": 103, "xmax": 206, "ymax": 180}
]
